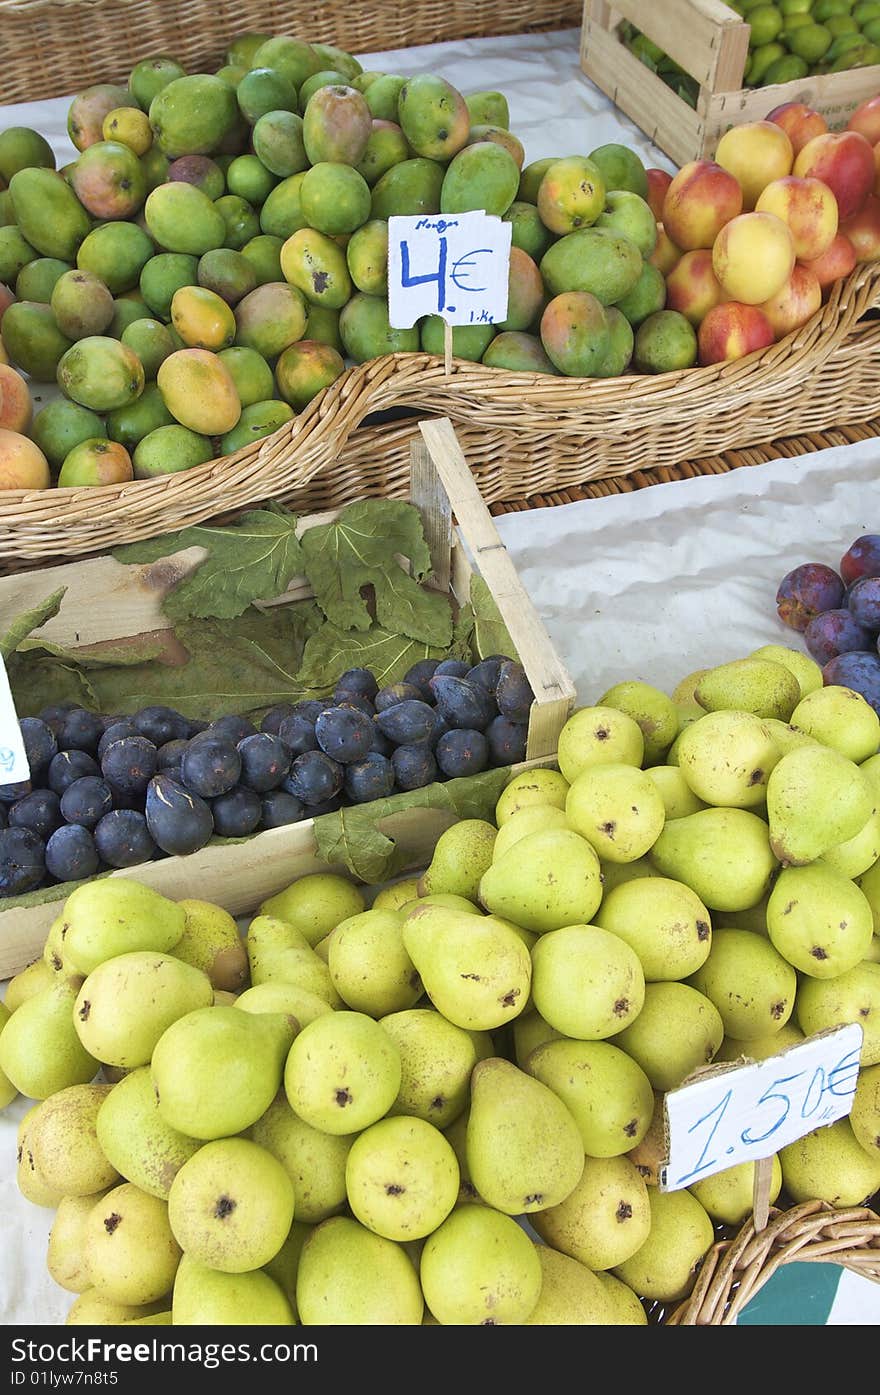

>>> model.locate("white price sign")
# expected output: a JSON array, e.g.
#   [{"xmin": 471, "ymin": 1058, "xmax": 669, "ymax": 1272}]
[
  {"xmin": 661, "ymin": 1024, "xmax": 863, "ymax": 1192},
  {"xmin": 0, "ymin": 652, "xmax": 29, "ymax": 785},
  {"xmin": 387, "ymin": 210, "xmax": 512, "ymax": 329}
]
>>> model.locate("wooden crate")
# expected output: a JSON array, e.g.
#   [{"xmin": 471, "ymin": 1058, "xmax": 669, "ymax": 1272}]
[
  {"xmin": 580, "ymin": 0, "xmax": 880, "ymax": 166},
  {"xmin": 0, "ymin": 417, "xmax": 576, "ymax": 979}
]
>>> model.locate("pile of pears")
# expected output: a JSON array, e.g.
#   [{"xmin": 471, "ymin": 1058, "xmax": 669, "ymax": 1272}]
[{"xmin": 2, "ymin": 639, "xmax": 880, "ymax": 1327}]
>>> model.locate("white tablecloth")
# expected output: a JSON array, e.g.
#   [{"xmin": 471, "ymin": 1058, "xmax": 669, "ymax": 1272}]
[{"xmin": 2, "ymin": 26, "xmax": 878, "ymax": 1328}]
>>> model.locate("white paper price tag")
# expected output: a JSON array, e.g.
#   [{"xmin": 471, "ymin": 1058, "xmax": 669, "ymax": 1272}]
[
  {"xmin": 0, "ymin": 652, "xmax": 29, "ymax": 785},
  {"xmin": 387, "ymin": 210, "xmax": 512, "ymax": 329},
  {"xmin": 660, "ymin": 1023, "xmax": 863, "ymax": 1192}
]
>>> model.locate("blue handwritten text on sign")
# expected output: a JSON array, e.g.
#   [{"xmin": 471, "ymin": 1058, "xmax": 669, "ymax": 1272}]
[
  {"xmin": 0, "ymin": 654, "xmax": 29, "ymax": 784},
  {"xmin": 387, "ymin": 211, "xmax": 512, "ymax": 329}
]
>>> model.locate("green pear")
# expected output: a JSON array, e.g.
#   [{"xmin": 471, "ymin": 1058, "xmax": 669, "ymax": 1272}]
[
  {"xmin": 626, "ymin": 1091, "xmax": 666, "ymax": 1185},
  {"xmin": 67, "ymin": 1291, "xmax": 171, "ymax": 1325},
  {"xmin": 172, "ymin": 898, "xmax": 249, "ymax": 992},
  {"xmin": 596, "ymin": 1271, "xmax": 648, "ymax": 1324},
  {"xmin": 750, "ymin": 644, "xmax": 823, "ymax": 700},
  {"xmin": 531, "ymin": 1155, "xmax": 651, "ymax": 1270},
  {"xmin": 478, "ymin": 827, "xmax": 603, "ymax": 932},
  {"xmin": 16, "ymin": 1104, "xmax": 65, "ymax": 1206},
  {"xmin": 409, "ymin": 893, "xmax": 481, "ymax": 914},
  {"xmin": 686, "ymin": 928, "xmax": 797, "ymax": 1041},
  {"xmin": 695, "ymin": 658, "xmax": 800, "ymax": 721},
  {"xmin": 250, "ymin": 1090, "xmax": 354, "ymax": 1223},
  {"xmin": 689, "ymin": 1155, "xmax": 782, "ymax": 1225},
  {"xmin": 402, "ymin": 904, "xmax": 531, "ymax": 1030},
  {"xmin": 859, "ymin": 858, "xmax": 880, "ymax": 934},
  {"xmin": 419, "ymin": 1204, "xmax": 541, "ymax": 1324},
  {"xmin": 246, "ymin": 914, "xmax": 342, "ymax": 1005},
  {"xmin": 297, "ymin": 1216, "xmax": 423, "ymax": 1324},
  {"xmin": 649, "ymin": 807, "xmax": 777, "ymax": 912},
  {"xmin": 417, "ymin": 818, "xmax": 497, "ymax": 900},
  {"xmin": 121, "ymin": 1312, "xmax": 172, "ymax": 1324},
  {"xmin": 371, "ymin": 877, "xmax": 421, "ymax": 911},
  {"xmin": 85, "ymin": 1182, "xmax": 181, "ymax": 1304},
  {"xmin": 597, "ymin": 856, "xmax": 659, "ymax": 895},
  {"xmin": 565, "ymin": 763, "xmax": 666, "ymax": 863},
  {"xmin": 513, "ymin": 1007, "xmax": 563, "ymax": 1069},
  {"xmin": 172, "ymin": 1253, "xmax": 294, "ymax": 1325},
  {"xmin": 61, "ymin": 880, "xmax": 186, "ymax": 975},
  {"xmin": 48, "ymin": 1189, "xmax": 115, "ymax": 1292},
  {"xmin": 345, "ymin": 1115, "xmax": 459, "ymax": 1240},
  {"xmin": 597, "ymin": 680, "xmax": 679, "ymax": 764},
  {"xmin": 73, "ymin": 951, "xmax": 214, "ymax": 1068},
  {"xmin": 595, "ymin": 876, "xmax": 712, "ymax": 981},
  {"xmin": 611, "ymin": 1186, "xmax": 714, "ymax": 1303},
  {"xmin": 465, "ymin": 1057, "xmax": 584, "ymax": 1215},
  {"xmin": 526, "ymin": 1038, "xmax": 654, "ymax": 1157},
  {"xmin": 262, "ymin": 1220, "xmax": 312, "ymax": 1318},
  {"xmin": 96, "ymin": 1066, "xmax": 201, "ymax": 1199},
  {"xmin": 721, "ymin": 890, "xmax": 772, "ymax": 934},
  {"xmin": 327, "ymin": 908, "xmax": 421, "ymax": 1016},
  {"xmin": 5, "ymin": 957, "xmax": 56, "ymax": 1010},
  {"xmin": 767, "ymin": 864, "xmax": 874, "ymax": 978},
  {"xmin": 235, "ymin": 980, "xmax": 331, "ymax": 1025},
  {"xmin": 495, "ymin": 767, "xmax": 570, "ymax": 823},
  {"xmin": 796, "ymin": 961, "xmax": 880, "ymax": 1066},
  {"xmin": 524, "ymin": 1245, "xmax": 615, "ymax": 1324},
  {"xmin": 27, "ymin": 1082, "xmax": 118, "ymax": 1196},
  {"xmin": 714, "ymin": 1020, "xmax": 804, "ymax": 1063},
  {"xmin": 763, "ymin": 718, "xmax": 820, "ymax": 755},
  {"xmin": 531, "ymin": 924, "xmax": 645, "ymax": 1039},
  {"xmin": 168, "ymin": 1137, "xmax": 295, "ymax": 1273},
  {"xmin": 380, "ymin": 1007, "xmax": 487, "ymax": 1127},
  {"xmin": 677, "ymin": 710, "xmax": 781, "ymax": 809},
  {"xmin": 867, "ymin": 935, "xmax": 880, "ymax": 963},
  {"xmin": 820, "ymin": 809, "xmax": 880, "ymax": 879},
  {"xmin": 791, "ymin": 684, "xmax": 880, "ymax": 763},
  {"xmin": 0, "ymin": 976, "xmax": 98, "ymax": 1099},
  {"xmin": 284, "ymin": 1010, "xmax": 401, "ymax": 1135},
  {"xmin": 0, "ymin": 1001, "xmax": 17, "ymax": 1109},
  {"xmin": 151, "ymin": 1005, "xmax": 294, "ymax": 1139},
  {"xmin": 557, "ymin": 706, "xmax": 644, "ymax": 784},
  {"xmin": 673, "ymin": 668, "xmax": 711, "ymax": 711},
  {"xmin": 492, "ymin": 804, "xmax": 569, "ymax": 860},
  {"xmin": 43, "ymin": 914, "xmax": 71, "ymax": 975},
  {"xmin": 645, "ymin": 765, "xmax": 706, "ymax": 819},
  {"xmin": 260, "ymin": 872, "xmax": 366, "ymax": 947},
  {"xmin": 766, "ymin": 744, "xmax": 872, "ymax": 865},
  {"xmin": 779, "ymin": 1118, "xmax": 880, "ymax": 1205},
  {"xmin": 611, "ymin": 982, "xmax": 724, "ymax": 1091},
  {"xmin": 850, "ymin": 1063, "xmax": 880, "ymax": 1159}
]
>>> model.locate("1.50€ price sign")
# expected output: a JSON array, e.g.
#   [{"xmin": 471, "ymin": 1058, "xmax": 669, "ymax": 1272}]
[
  {"xmin": 660, "ymin": 1023, "xmax": 863, "ymax": 1191},
  {"xmin": 387, "ymin": 210, "xmax": 512, "ymax": 328}
]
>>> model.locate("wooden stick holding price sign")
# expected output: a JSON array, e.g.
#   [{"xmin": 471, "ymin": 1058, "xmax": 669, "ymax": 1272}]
[
  {"xmin": 660, "ymin": 1024, "xmax": 864, "ymax": 1233},
  {"xmin": 387, "ymin": 210, "xmax": 512, "ymax": 381}
]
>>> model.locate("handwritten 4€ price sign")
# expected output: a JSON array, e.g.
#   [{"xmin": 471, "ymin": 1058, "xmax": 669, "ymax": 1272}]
[
  {"xmin": 387, "ymin": 211, "xmax": 512, "ymax": 329},
  {"xmin": 660, "ymin": 1023, "xmax": 863, "ymax": 1191}
]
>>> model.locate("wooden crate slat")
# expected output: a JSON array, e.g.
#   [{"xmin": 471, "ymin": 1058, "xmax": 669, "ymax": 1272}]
[{"xmin": 586, "ymin": 0, "xmax": 749, "ymax": 88}]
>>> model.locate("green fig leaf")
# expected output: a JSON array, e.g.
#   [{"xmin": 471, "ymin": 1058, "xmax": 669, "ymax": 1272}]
[
  {"xmin": 296, "ymin": 620, "xmax": 447, "ymax": 693},
  {"xmin": 0, "ymin": 586, "xmax": 67, "ymax": 661},
  {"xmin": 469, "ymin": 574, "xmax": 515, "ymax": 661}
]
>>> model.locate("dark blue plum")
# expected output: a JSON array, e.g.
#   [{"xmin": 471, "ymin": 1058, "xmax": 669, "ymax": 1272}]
[
  {"xmin": 48, "ymin": 750, "xmax": 100, "ymax": 796},
  {"xmin": 98, "ymin": 720, "xmax": 140, "ymax": 760},
  {"xmin": 211, "ymin": 785, "xmax": 263, "ymax": 837},
  {"xmin": 101, "ymin": 736, "xmax": 158, "ymax": 795},
  {"xmin": 841, "ymin": 534, "xmax": 880, "ymax": 587},
  {"xmin": 45, "ymin": 824, "xmax": 99, "ymax": 882},
  {"xmin": 305, "ymin": 794, "xmax": 343, "ymax": 817},
  {"xmin": 37, "ymin": 702, "xmax": 79, "ymax": 736},
  {"xmin": 429, "ymin": 675, "xmax": 495, "ymax": 731},
  {"xmin": 93, "ymin": 809, "xmax": 157, "ymax": 868},
  {"xmin": 206, "ymin": 715, "xmax": 258, "ymax": 744},
  {"xmin": 435, "ymin": 728, "xmax": 490, "ymax": 778},
  {"xmin": 370, "ymin": 727, "xmax": 394, "ymax": 757},
  {"xmin": 132, "ymin": 705, "xmax": 190, "ymax": 745},
  {"xmin": 495, "ymin": 661, "xmax": 534, "ymax": 722},
  {"xmin": 260, "ymin": 790, "xmax": 305, "ymax": 829},
  {"xmin": 374, "ymin": 683, "xmax": 424, "ymax": 712},
  {"xmin": 8, "ymin": 789, "xmax": 62, "ymax": 841},
  {"xmin": 260, "ymin": 703, "xmax": 299, "ymax": 735},
  {"xmin": 467, "ymin": 658, "xmax": 506, "ymax": 694},
  {"xmin": 804, "ymin": 609, "xmax": 874, "ymax": 666},
  {"xmin": 337, "ymin": 693, "xmax": 375, "ymax": 718},
  {"xmin": 56, "ymin": 708, "xmax": 105, "ymax": 756},
  {"xmin": 145, "ymin": 774, "xmax": 214, "ymax": 855},
  {"xmin": 433, "ymin": 659, "xmax": 471, "ymax": 678},
  {"xmin": 284, "ymin": 750, "xmax": 344, "ymax": 806},
  {"xmin": 181, "ymin": 739, "xmax": 241, "ymax": 797},
  {"xmin": 0, "ymin": 827, "xmax": 46, "ymax": 896},
  {"xmin": 344, "ymin": 753, "xmax": 395, "ymax": 803},
  {"xmin": 391, "ymin": 743, "xmax": 438, "ymax": 791},
  {"xmin": 0, "ymin": 806, "xmax": 6, "ymax": 830},
  {"xmin": 59, "ymin": 777, "xmax": 114, "ymax": 829},
  {"xmin": 776, "ymin": 563, "xmax": 845, "ymax": 631},
  {"xmin": 848, "ymin": 576, "xmax": 880, "ymax": 633},
  {"xmin": 334, "ymin": 668, "xmax": 378, "ymax": 702},
  {"xmin": 823, "ymin": 650, "xmax": 880, "ymax": 716},
  {"xmin": 375, "ymin": 699, "xmax": 439, "ymax": 746},
  {"xmin": 0, "ymin": 780, "xmax": 31, "ymax": 805},
  {"xmin": 277, "ymin": 713, "xmax": 319, "ymax": 758},
  {"xmin": 315, "ymin": 706, "xmax": 374, "ymax": 763},
  {"xmin": 19, "ymin": 718, "xmax": 57, "ymax": 779},
  {"xmin": 236, "ymin": 733, "xmax": 291, "ymax": 792},
  {"xmin": 486, "ymin": 715, "xmax": 528, "ymax": 765},
  {"xmin": 291, "ymin": 700, "xmax": 329, "ymax": 723},
  {"xmin": 156, "ymin": 738, "xmax": 190, "ymax": 772},
  {"xmin": 403, "ymin": 658, "xmax": 441, "ymax": 699}
]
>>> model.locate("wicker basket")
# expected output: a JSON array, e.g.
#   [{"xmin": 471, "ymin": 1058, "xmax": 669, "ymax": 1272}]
[
  {"xmin": 0, "ymin": 0, "xmax": 583, "ymax": 104},
  {"xmin": 1, "ymin": 262, "xmax": 878, "ymax": 568},
  {"xmin": 666, "ymin": 1199, "xmax": 880, "ymax": 1326}
]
